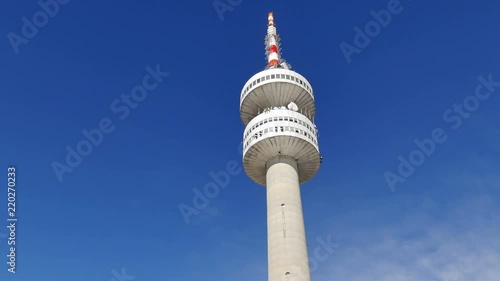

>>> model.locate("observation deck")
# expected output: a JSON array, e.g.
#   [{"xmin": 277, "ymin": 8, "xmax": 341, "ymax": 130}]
[
  {"xmin": 242, "ymin": 108, "xmax": 321, "ymax": 186},
  {"xmin": 240, "ymin": 68, "xmax": 315, "ymax": 126}
]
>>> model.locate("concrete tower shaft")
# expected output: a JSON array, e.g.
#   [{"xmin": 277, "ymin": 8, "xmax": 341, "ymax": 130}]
[
  {"xmin": 240, "ymin": 13, "xmax": 321, "ymax": 281},
  {"xmin": 266, "ymin": 155, "xmax": 311, "ymax": 281}
]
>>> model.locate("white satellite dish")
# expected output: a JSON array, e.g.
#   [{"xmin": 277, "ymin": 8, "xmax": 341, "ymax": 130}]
[{"xmin": 287, "ymin": 102, "xmax": 298, "ymax": 111}]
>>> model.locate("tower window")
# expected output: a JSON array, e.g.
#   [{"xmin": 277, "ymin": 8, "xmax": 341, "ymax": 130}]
[{"xmin": 271, "ymin": 74, "xmax": 275, "ymax": 79}]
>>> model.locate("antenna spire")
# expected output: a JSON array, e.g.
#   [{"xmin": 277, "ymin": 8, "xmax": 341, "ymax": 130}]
[{"xmin": 265, "ymin": 12, "xmax": 281, "ymax": 68}]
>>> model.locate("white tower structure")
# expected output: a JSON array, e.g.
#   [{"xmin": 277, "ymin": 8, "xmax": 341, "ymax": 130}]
[{"xmin": 240, "ymin": 12, "xmax": 321, "ymax": 281}]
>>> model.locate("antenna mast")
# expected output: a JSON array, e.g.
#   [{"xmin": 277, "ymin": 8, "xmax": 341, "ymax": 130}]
[{"xmin": 265, "ymin": 12, "xmax": 282, "ymax": 69}]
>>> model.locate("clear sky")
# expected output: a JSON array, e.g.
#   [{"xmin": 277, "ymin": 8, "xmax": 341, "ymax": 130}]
[{"xmin": 1, "ymin": 0, "xmax": 499, "ymax": 280}]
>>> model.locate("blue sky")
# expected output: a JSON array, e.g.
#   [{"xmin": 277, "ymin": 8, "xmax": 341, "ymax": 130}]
[{"xmin": 1, "ymin": 0, "xmax": 499, "ymax": 280}]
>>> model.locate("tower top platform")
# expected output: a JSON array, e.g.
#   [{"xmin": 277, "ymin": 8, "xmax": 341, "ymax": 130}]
[{"xmin": 240, "ymin": 68, "xmax": 315, "ymax": 126}]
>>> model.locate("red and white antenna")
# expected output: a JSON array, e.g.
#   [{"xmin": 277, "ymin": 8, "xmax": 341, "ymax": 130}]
[{"xmin": 265, "ymin": 12, "xmax": 281, "ymax": 68}]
